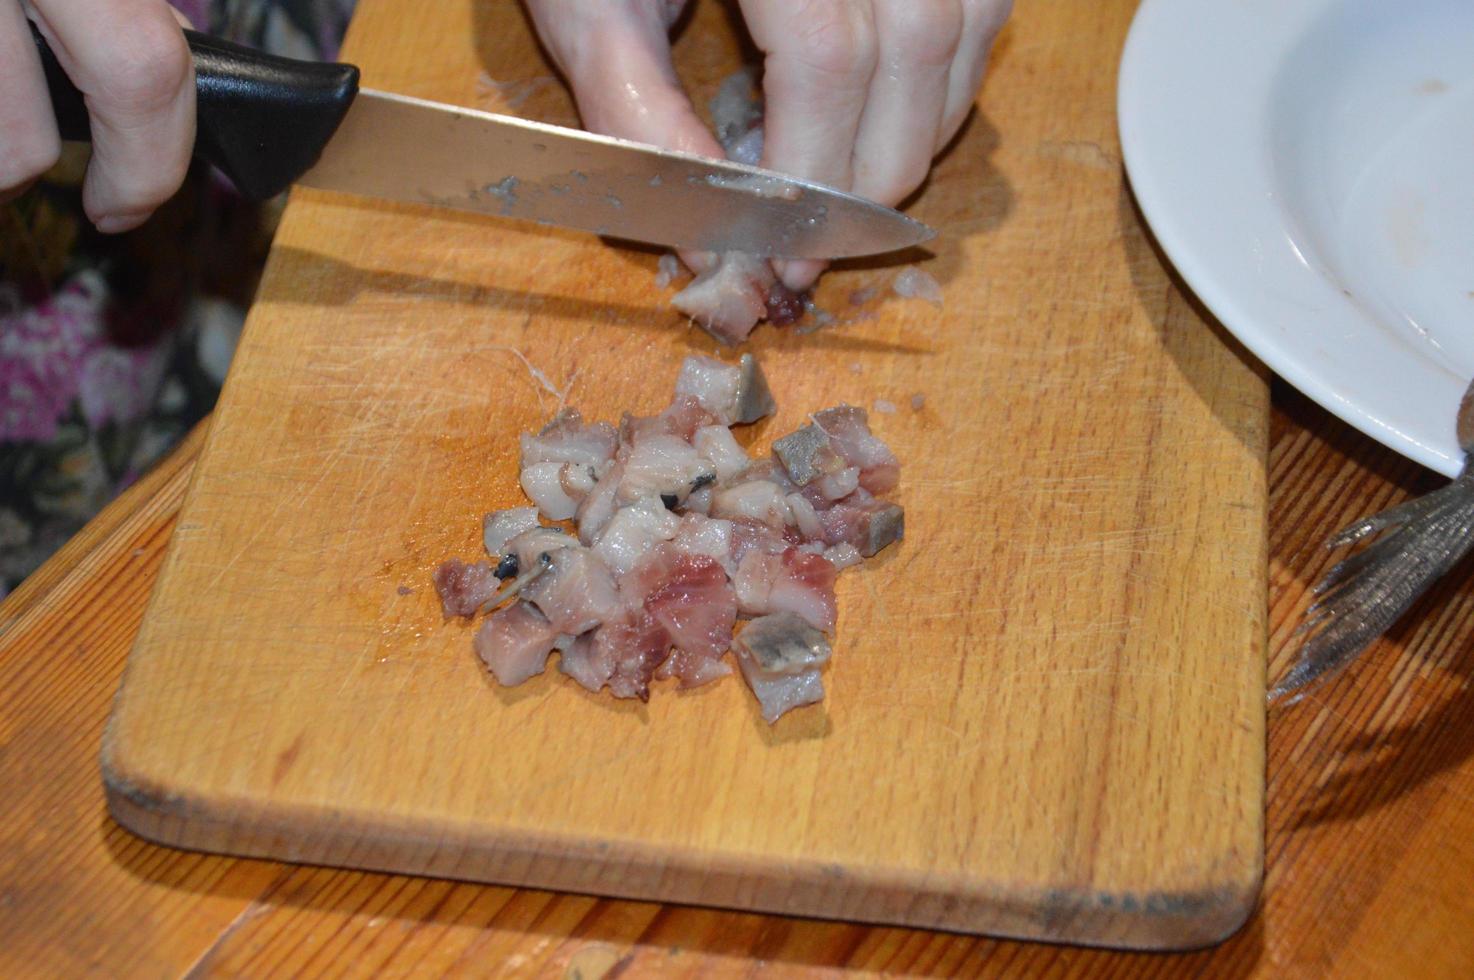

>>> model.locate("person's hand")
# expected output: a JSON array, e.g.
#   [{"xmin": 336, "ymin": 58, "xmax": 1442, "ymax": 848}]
[
  {"xmin": 0, "ymin": 1, "xmax": 195, "ymax": 232},
  {"xmin": 523, "ymin": 0, "xmax": 1012, "ymax": 290}
]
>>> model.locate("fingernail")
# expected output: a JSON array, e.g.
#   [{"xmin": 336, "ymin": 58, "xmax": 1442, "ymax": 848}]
[{"xmin": 94, "ymin": 211, "xmax": 150, "ymax": 234}]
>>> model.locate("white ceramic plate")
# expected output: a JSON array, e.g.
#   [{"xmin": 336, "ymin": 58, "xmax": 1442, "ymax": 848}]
[{"xmin": 1119, "ymin": 0, "xmax": 1474, "ymax": 476}]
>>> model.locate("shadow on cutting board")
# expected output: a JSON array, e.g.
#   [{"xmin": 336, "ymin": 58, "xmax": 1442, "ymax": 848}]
[
  {"xmin": 1120, "ymin": 183, "xmax": 1268, "ymax": 461},
  {"xmin": 260, "ymin": 245, "xmax": 933, "ymax": 356}
]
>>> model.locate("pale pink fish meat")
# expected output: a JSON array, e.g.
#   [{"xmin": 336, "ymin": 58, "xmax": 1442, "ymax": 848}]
[
  {"xmin": 432, "ymin": 558, "xmax": 500, "ymax": 618},
  {"xmin": 435, "ymin": 353, "xmax": 905, "ymax": 723},
  {"xmin": 732, "ymin": 611, "xmax": 833, "ymax": 723},
  {"xmin": 475, "ymin": 601, "xmax": 559, "ymax": 686}
]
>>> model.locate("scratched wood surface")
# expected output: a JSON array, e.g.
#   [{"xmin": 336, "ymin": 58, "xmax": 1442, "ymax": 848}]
[
  {"xmin": 97, "ymin": 0, "xmax": 1264, "ymax": 949},
  {"xmin": 7, "ymin": 387, "xmax": 1474, "ymax": 978}
]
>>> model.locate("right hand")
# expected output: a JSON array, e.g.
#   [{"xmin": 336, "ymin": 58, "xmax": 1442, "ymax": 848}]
[{"xmin": 0, "ymin": 1, "xmax": 195, "ymax": 233}]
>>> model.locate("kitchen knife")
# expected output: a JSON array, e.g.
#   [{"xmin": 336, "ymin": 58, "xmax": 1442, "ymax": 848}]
[{"xmin": 32, "ymin": 25, "xmax": 934, "ymax": 259}]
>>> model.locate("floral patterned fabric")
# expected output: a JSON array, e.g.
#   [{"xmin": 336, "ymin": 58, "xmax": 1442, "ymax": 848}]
[{"xmin": 0, "ymin": 0, "xmax": 355, "ymax": 594}]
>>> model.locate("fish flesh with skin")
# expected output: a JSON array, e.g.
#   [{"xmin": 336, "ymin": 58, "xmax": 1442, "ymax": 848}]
[{"xmin": 433, "ymin": 353, "xmax": 904, "ymax": 723}]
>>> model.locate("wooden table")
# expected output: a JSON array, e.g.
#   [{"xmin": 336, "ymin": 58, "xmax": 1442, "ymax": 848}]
[{"xmin": 7, "ymin": 7, "xmax": 1474, "ymax": 980}]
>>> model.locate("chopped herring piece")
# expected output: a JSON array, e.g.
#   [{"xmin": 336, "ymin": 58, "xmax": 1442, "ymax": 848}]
[
  {"xmin": 672, "ymin": 514, "xmax": 736, "ymax": 576},
  {"xmin": 770, "ymin": 548, "xmax": 839, "ymax": 633},
  {"xmin": 639, "ymin": 552, "xmax": 737, "ymax": 660},
  {"xmin": 575, "ymin": 462, "xmax": 622, "ymax": 544},
  {"xmin": 672, "ymin": 251, "xmax": 774, "ymax": 346},
  {"xmin": 732, "ymin": 551, "xmax": 778, "ymax": 617},
  {"xmin": 819, "ymin": 498, "xmax": 905, "ymax": 557},
  {"xmin": 520, "ymin": 462, "xmax": 580, "ymax": 520},
  {"xmin": 764, "ymin": 284, "xmax": 806, "ymax": 326},
  {"xmin": 736, "ymin": 611, "xmax": 833, "ymax": 673},
  {"xmin": 685, "ymin": 486, "xmax": 714, "ymax": 515},
  {"xmin": 592, "ymin": 496, "xmax": 680, "ymax": 577},
  {"xmin": 733, "ymin": 612, "xmax": 833, "ymax": 723},
  {"xmin": 737, "ymin": 457, "xmax": 798, "ymax": 495},
  {"xmin": 483, "ymin": 507, "xmax": 540, "ymax": 557},
  {"xmin": 475, "ymin": 601, "xmax": 558, "ymax": 686},
  {"xmin": 771, "ymin": 423, "xmax": 847, "ymax": 487},
  {"xmin": 727, "ymin": 517, "xmax": 789, "ymax": 564},
  {"xmin": 817, "ymin": 466, "xmax": 861, "ymax": 502},
  {"xmin": 668, "ymin": 69, "xmax": 813, "ymax": 343},
  {"xmin": 435, "ymin": 352, "xmax": 903, "ymax": 724},
  {"xmin": 812, "ymin": 405, "xmax": 901, "ymax": 494},
  {"xmin": 786, "ymin": 493, "xmax": 823, "ymax": 540},
  {"xmin": 654, "ymin": 252, "xmax": 683, "ymax": 289},
  {"xmin": 506, "ymin": 527, "xmax": 577, "ymax": 570},
  {"xmin": 656, "ymin": 650, "xmax": 733, "ymax": 688},
  {"xmin": 734, "ymin": 543, "xmax": 839, "ymax": 628},
  {"xmin": 674, "ymin": 353, "xmax": 776, "ymax": 425},
  {"xmin": 519, "ymin": 408, "xmax": 617, "ymax": 469},
  {"xmin": 733, "ymin": 354, "xmax": 778, "ymax": 422},
  {"xmin": 823, "ymin": 543, "xmax": 863, "ymax": 569},
  {"xmin": 617, "ymin": 433, "xmax": 715, "ymax": 505},
  {"xmin": 595, "ymin": 611, "xmax": 672, "ymax": 701},
  {"xmin": 519, "ymin": 546, "xmax": 622, "ymax": 635},
  {"xmin": 620, "ymin": 394, "xmax": 719, "ymax": 445},
  {"xmin": 432, "ymin": 559, "xmax": 499, "ymax": 618},
  {"xmin": 559, "ymin": 632, "xmax": 613, "ymax": 693},
  {"xmin": 711, "ymin": 480, "xmax": 791, "ymax": 529},
  {"xmin": 892, "ymin": 265, "xmax": 944, "ymax": 307}
]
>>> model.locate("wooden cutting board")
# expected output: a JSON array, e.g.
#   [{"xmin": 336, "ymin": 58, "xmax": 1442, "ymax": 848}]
[{"xmin": 103, "ymin": 0, "xmax": 1267, "ymax": 950}]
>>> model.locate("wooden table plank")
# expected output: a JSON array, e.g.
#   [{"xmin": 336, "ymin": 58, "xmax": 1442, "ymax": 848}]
[{"xmin": 0, "ymin": 422, "xmax": 279, "ymax": 978}]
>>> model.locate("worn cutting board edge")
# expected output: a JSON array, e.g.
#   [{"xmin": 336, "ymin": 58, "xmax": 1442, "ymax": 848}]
[
  {"xmin": 102, "ymin": 753, "xmax": 1259, "ymax": 949},
  {"xmin": 101, "ymin": 0, "xmax": 1267, "ymax": 952}
]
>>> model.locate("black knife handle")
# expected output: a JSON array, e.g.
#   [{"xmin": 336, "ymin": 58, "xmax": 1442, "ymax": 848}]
[{"xmin": 31, "ymin": 21, "xmax": 359, "ymax": 200}]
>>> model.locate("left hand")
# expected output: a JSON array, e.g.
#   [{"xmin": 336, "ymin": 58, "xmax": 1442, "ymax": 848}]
[{"xmin": 523, "ymin": 0, "xmax": 1012, "ymax": 290}]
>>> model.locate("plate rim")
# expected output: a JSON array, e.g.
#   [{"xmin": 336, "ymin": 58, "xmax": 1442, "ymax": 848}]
[{"xmin": 1117, "ymin": 0, "xmax": 1465, "ymax": 477}]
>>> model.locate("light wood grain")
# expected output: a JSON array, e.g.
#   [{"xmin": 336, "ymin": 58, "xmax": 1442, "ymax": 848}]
[
  {"xmin": 98, "ymin": 0, "xmax": 1264, "ymax": 949},
  {"xmin": 7, "ymin": 387, "xmax": 1474, "ymax": 977}
]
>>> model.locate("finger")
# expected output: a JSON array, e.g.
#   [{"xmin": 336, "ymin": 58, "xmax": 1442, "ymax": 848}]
[
  {"xmin": 850, "ymin": 0, "xmax": 960, "ymax": 206},
  {"xmin": 938, "ymin": 0, "xmax": 1011, "ymax": 150},
  {"xmin": 528, "ymin": 0, "xmax": 721, "ymax": 158},
  {"xmin": 526, "ymin": 2, "xmax": 716, "ymax": 277},
  {"xmin": 740, "ymin": 0, "xmax": 877, "ymax": 189},
  {"xmin": 739, "ymin": 0, "xmax": 879, "ymax": 291},
  {"xmin": 31, "ymin": 0, "xmax": 194, "ymax": 231},
  {"xmin": 0, "ymin": 2, "xmax": 62, "ymax": 197}
]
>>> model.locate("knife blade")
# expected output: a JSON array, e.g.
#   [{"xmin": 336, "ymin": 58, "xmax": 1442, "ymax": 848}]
[
  {"xmin": 32, "ymin": 25, "xmax": 933, "ymax": 260},
  {"xmin": 299, "ymin": 90, "xmax": 933, "ymax": 259}
]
